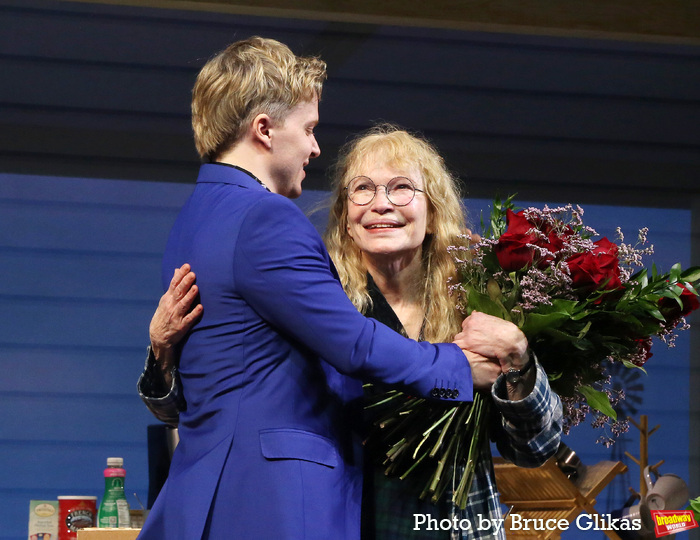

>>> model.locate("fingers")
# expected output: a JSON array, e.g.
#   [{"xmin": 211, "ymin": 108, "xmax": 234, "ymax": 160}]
[
  {"xmin": 168, "ymin": 263, "xmax": 191, "ymax": 291},
  {"xmin": 464, "ymin": 227, "xmax": 482, "ymax": 244},
  {"xmin": 150, "ymin": 263, "xmax": 202, "ymax": 351},
  {"xmin": 182, "ymin": 303, "xmax": 204, "ymax": 325},
  {"xmin": 457, "ymin": 311, "xmax": 529, "ymax": 368},
  {"xmin": 164, "ymin": 264, "xmax": 199, "ymax": 312},
  {"xmin": 176, "ymin": 279, "xmax": 199, "ymax": 315},
  {"xmin": 461, "ymin": 349, "xmax": 501, "ymax": 391},
  {"xmin": 169, "ymin": 264, "xmax": 197, "ymax": 305}
]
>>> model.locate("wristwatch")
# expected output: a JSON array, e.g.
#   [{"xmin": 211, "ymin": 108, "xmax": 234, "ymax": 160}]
[{"xmin": 505, "ymin": 352, "xmax": 536, "ymax": 385}]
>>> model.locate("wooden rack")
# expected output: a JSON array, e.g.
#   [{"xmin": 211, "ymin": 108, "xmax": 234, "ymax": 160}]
[
  {"xmin": 494, "ymin": 455, "xmax": 627, "ymax": 540},
  {"xmin": 624, "ymin": 414, "xmax": 664, "ymax": 498}
]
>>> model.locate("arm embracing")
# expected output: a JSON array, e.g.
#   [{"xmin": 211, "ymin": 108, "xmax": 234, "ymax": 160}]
[
  {"xmin": 136, "ymin": 263, "xmax": 201, "ymax": 426},
  {"xmin": 234, "ymin": 197, "xmax": 473, "ymax": 401}
]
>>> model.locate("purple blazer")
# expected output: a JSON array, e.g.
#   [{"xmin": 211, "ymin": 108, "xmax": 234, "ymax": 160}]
[{"xmin": 138, "ymin": 164, "xmax": 472, "ymax": 540}]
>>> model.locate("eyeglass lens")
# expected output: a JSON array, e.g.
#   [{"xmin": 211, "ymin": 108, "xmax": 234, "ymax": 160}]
[{"xmin": 347, "ymin": 176, "xmax": 417, "ymax": 206}]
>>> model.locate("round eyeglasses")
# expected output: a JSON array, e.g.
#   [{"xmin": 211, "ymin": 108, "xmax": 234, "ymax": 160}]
[{"xmin": 345, "ymin": 176, "xmax": 425, "ymax": 207}]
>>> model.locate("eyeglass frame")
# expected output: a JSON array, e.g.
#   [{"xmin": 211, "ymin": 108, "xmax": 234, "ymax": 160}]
[{"xmin": 344, "ymin": 175, "xmax": 425, "ymax": 207}]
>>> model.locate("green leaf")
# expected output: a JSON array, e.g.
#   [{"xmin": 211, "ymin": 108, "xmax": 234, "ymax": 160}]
[
  {"xmin": 520, "ymin": 311, "xmax": 572, "ymax": 337},
  {"xmin": 464, "ymin": 289, "xmax": 510, "ymax": 320},
  {"xmin": 576, "ymin": 321, "xmax": 592, "ymax": 340},
  {"xmin": 621, "ymin": 360, "xmax": 647, "ymax": 374},
  {"xmin": 682, "ymin": 281, "xmax": 699, "ymax": 296},
  {"xmin": 669, "ymin": 263, "xmax": 685, "ymax": 283},
  {"xmin": 578, "ymin": 385, "xmax": 617, "ymax": 420},
  {"xmin": 638, "ymin": 269, "xmax": 649, "ymax": 289},
  {"xmin": 648, "ymin": 308, "xmax": 666, "ymax": 322},
  {"xmin": 688, "ymin": 496, "xmax": 700, "ymax": 522},
  {"xmin": 680, "ymin": 266, "xmax": 700, "ymax": 283}
]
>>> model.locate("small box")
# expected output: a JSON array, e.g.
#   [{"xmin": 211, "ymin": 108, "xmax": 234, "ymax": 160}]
[
  {"xmin": 28, "ymin": 500, "xmax": 59, "ymax": 540},
  {"xmin": 76, "ymin": 528, "xmax": 141, "ymax": 540},
  {"xmin": 128, "ymin": 510, "xmax": 148, "ymax": 529}
]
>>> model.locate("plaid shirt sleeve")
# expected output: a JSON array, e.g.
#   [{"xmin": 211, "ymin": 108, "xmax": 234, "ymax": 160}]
[
  {"xmin": 136, "ymin": 346, "xmax": 183, "ymax": 427},
  {"xmin": 489, "ymin": 362, "xmax": 563, "ymax": 467}
]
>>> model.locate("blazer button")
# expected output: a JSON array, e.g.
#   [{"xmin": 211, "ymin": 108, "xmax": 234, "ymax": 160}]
[
  {"xmin": 431, "ymin": 388, "xmax": 440, "ymax": 398},
  {"xmin": 452, "ymin": 389, "xmax": 459, "ymax": 399}
]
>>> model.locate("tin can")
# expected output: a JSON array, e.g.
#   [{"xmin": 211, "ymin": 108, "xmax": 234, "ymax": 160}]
[{"xmin": 57, "ymin": 496, "xmax": 96, "ymax": 540}]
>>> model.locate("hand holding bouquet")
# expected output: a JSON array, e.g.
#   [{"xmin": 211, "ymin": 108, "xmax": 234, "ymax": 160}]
[{"xmin": 365, "ymin": 196, "xmax": 700, "ymax": 508}]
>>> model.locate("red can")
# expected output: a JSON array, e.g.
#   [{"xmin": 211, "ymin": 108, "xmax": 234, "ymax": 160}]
[{"xmin": 57, "ymin": 496, "xmax": 97, "ymax": 540}]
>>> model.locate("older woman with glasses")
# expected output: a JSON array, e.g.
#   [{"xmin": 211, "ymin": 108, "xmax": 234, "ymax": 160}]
[{"xmin": 139, "ymin": 124, "xmax": 563, "ymax": 540}]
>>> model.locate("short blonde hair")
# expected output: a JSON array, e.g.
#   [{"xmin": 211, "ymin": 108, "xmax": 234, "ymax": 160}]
[
  {"xmin": 324, "ymin": 124, "xmax": 468, "ymax": 342},
  {"xmin": 191, "ymin": 36, "xmax": 327, "ymax": 161}
]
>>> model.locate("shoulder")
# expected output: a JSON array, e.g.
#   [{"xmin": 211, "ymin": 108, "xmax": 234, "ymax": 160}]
[
  {"xmin": 248, "ymin": 193, "xmax": 307, "ymax": 217},
  {"xmin": 234, "ymin": 194, "xmax": 328, "ymax": 266},
  {"xmin": 243, "ymin": 194, "xmax": 321, "ymax": 238}
]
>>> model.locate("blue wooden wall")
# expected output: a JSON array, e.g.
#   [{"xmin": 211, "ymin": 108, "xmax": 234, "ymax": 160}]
[
  {"xmin": 0, "ymin": 173, "xmax": 694, "ymax": 538},
  {"xmin": 0, "ymin": 0, "xmax": 698, "ymax": 538},
  {"xmin": 0, "ymin": 173, "xmax": 187, "ymax": 538}
]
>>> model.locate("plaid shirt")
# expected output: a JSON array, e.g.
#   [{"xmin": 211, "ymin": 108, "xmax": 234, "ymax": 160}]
[
  {"xmin": 138, "ymin": 277, "xmax": 563, "ymax": 540},
  {"xmin": 362, "ymin": 278, "xmax": 563, "ymax": 540},
  {"xmin": 452, "ymin": 362, "xmax": 563, "ymax": 540},
  {"xmin": 137, "ymin": 347, "xmax": 183, "ymax": 427}
]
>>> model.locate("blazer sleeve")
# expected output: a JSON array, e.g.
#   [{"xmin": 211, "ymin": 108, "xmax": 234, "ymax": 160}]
[{"xmin": 233, "ymin": 196, "xmax": 473, "ymax": 402}]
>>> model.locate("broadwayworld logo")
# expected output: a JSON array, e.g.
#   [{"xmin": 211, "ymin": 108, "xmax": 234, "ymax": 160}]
[{"xmin": 651, "ymin": 510, "xmax": 698, "ymax": 537}]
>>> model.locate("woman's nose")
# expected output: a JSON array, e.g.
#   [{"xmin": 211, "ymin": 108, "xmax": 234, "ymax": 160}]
[{"xmin": 370, "ymin": 185, "xmax": 394, "ymax": 211}]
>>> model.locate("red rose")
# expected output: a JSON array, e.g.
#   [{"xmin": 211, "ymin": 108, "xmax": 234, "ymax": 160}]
[
  {"xmin": 502, "ymin": 209, "xmax": 533, "ymax": 235},
  {"xmin": 494, "ymin": 210, "xmax": 538, "ymax": 271},
  {"xmin": 494, "ymin": 235, "xmax": 537, "ymax": 272},
  {"xmin": 566, "ymin": 237, "xmax": 623, "ymax": 292},
  {"xmin": 659, "ymin": 283, "xmax": 700, "ymax": 319},
  {"xmin": 494, "ymin": 210, "xmax": 571, "ymax": 271}
]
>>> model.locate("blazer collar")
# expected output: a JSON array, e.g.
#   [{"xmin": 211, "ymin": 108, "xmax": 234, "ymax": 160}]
[{"xmin": 196, "ymin": 162, "xmax": 270, "ymax": 192}]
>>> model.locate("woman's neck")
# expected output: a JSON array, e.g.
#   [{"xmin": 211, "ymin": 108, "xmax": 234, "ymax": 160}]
[{"xmin": 364, "ymin": 250, "xmax": 426, "ymax": 340}]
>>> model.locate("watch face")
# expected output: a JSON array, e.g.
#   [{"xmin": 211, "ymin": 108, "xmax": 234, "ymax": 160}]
[{"xmin": 506, "ymin": 370, "xmax": 520, "ymax": 384}]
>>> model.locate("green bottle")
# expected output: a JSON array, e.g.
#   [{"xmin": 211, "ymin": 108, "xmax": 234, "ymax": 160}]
[{"xmin": 97, "ymin": 457, "xmax": 131, "ymax": 528}]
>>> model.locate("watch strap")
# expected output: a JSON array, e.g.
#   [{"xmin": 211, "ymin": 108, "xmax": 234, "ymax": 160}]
[{"xmin": 505, "ymin": 351, "xmax": 536, "ymax": 385}]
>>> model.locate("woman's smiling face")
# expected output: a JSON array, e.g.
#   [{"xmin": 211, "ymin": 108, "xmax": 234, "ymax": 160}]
[{"xmin": 346, "ymin": 161, "xmax": 429, "ymax": 261}]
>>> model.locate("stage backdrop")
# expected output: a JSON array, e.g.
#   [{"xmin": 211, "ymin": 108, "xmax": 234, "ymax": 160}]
[{"xmin": 0, "ymin": 172, "xmax": 693, "ymax": 539}]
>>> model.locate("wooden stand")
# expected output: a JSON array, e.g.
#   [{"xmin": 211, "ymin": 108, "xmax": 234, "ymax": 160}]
[
  {"xmin": 624, "ymin": 414, "xmax": 664, "ymax": 498},
  {"xmin": 494, "ymin": 456, "xmax": 627, "ymax": 540}
]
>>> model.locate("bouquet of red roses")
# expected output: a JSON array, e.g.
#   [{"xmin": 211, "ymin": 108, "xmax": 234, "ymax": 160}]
[
  {"xmin": 365, "ymin": 196, "xmax": 700, "ymax": 509},
  {"xmin": 453, "ymin": 196, "xmax": 699, "ymax": 437}
]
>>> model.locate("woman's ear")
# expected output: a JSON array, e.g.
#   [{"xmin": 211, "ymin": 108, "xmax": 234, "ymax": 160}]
[{"xmin": 251, "ymin": 113, "xmax": 273, "ymax": 149}]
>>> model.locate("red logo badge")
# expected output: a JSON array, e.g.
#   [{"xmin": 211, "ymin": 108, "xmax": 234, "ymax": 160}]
[{"xmin": 651, "ymin": 510, "xmax": 698, "ymax": 537}]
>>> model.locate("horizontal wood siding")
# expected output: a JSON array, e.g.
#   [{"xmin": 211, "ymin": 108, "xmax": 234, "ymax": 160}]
[{"xmin": 0, "ymin": 1, "xmax": 698, "ymax": 538}]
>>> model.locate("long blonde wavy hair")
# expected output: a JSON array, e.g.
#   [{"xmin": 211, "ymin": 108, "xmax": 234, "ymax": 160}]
[{"xmin": 324, "ymin": 124, "xmax": 468, "ymax": 343}]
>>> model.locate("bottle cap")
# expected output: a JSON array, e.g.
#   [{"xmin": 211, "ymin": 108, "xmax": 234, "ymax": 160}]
[{"xmin": 106, "ymin": 457, "xmax": 124, "ymax": 467}]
